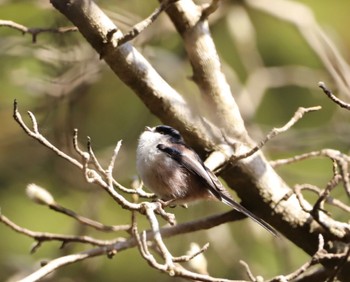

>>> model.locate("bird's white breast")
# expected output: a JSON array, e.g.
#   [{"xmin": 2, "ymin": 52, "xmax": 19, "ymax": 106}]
[{"xmin": 136, "ymin": 131, "xmax": 189, "ymax": 200}]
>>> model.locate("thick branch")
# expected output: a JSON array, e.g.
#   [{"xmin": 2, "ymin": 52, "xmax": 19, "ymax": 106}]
[
  {"xmin": 50, "ymin": 0, "xmax": 212, "ymax": 149},
  {"xmin": 164, "ymin": 0, "xmax": 248, "ymax": 141}
]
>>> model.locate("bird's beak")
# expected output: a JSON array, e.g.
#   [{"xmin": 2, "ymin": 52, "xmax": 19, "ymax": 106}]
[{"xmin": 145, "ymin": 126, "xmax": 152, "ymax": 132}]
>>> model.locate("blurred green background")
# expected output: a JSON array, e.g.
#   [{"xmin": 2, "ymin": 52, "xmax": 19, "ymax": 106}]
[{"xmin": 1, "ymin": 0, "xmax": 350, "ymax": 281}]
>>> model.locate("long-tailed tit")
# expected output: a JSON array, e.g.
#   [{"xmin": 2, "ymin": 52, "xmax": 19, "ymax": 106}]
[{"xmin": 136, "ymin": 125, "xmax": 276, "ymax": 235}]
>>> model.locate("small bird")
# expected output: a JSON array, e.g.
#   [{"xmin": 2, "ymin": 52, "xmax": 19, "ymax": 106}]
[{"xmin": 136, "ymin": 125, "xmax": 276, "ymax": 235}]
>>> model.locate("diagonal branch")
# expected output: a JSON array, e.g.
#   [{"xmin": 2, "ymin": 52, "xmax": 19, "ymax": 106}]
[
  {"xmin": 318, "ymin": 81, "xmax": 350, "ymax": 110},
  {"xmin": 50, "ymin": 0, "xmax": 211, "ymax": 149}
]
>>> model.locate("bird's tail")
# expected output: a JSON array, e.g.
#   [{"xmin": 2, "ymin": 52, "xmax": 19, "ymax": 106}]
[{"xmin": 220, "ymin": 194, "xmax": 278, "ymax": 236}]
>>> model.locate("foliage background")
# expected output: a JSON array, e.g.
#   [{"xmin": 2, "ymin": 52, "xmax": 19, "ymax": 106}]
[{"xmin": 0, "ymin": 0, "xmax": 349, "ymax": 281}]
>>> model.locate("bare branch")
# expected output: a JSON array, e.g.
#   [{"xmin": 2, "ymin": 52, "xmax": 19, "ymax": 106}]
[
  {"xmin": 165, "ymin": 0, "xmax": 249, "ymax": 141},
  {"xmin": 273, "ymin": 235, "xmax": 325, "ymax": 282},
  {"xmin": 269, "ymin": 234, "xmax": 350, "ymax": 282},
  {"xmin": 85, "ymin": 131, "xmax": 155, "ymax": 198},
  {"xmin": 326, "ymin": 246, "xmax": 350, "ymax": 282},
  {"xmin": 291, "ymin": 181, "xmax": 350, "ymax": 214},
  {"xmin": 132, "ymin": 206, "xmax": 242, "ymax": 281},
  {"xmin": 18, "ymin": 250, "xmax": 100, "ymax": 282},
  {"xmin": 0, "ymin": 214, "xmax": 120, "ymax": 248},
  {"xmin": 106, "ymin": 140, "xmax": 123, "ymax": 180},
  {"xmin": 271, "ymin": 149, "xmax": 350, "ymax": 167},
  {"xmin": 14, "ymin": 100, "xmax": 146, "ymax": 211},
  {"xmin": 233, "ymin": 106, "xmax": 322, "ymax": 162},
  {"xmin": 143, "ymin": 203, "xmax": 175, "ymax": 271},
  {"xmin": 4, "ymin": 208, "xmax": 250, "ymax": 282},
  {"xmin": 6, "ymin": 201, "xmax": 330, "ymax": 282},
  {"xmin": 239, "ymin": 260, "xmax": 259, "ymax": 282},
  {"xmin": 173, "ymin": 243, "xmax": 209, "ymax": 263},
  {"xmin": 318, "ymin": 81, "xmax": 350, "ymax": 110},
  {"xmin": 49, "ymin": 203, "xmax": 130, "ymax": 232},
  {"xmin": 0, "ymin": 19, "xmax": 77, "ymax": 43},
  {"xmin": 271, "ymin": 148, "xmax": 350, "ymax": 198},
  {"xmin": 26, "ymin": 183, "xmax": 130, "ymax": 232},
  {"xmin": 291, "ymin": 181, "xmax": 350, "ymax": 239},
  {"xmin": 13, "ymin": 100, "xmax": 83, "ymax": 169},
  {"xmin": 117, "ymin": 0, "xmax": 179, "ymax": 46}
]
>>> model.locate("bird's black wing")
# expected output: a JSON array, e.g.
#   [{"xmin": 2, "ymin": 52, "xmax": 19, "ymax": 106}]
[
  {"xmin": 157, "ymin": 143, "xmax": 216, "ymax": 184},
  {"xmin": 157, "ymin": 143, "xmax": 277, "ymax": 236}
]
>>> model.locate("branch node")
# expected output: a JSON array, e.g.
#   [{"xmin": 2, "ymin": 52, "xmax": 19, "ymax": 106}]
[
  {"xmin": 201, "ymin": 0, "xmax": 220, "ymax": 20},
  {"xmin": 30, "ymin": 241, "xmax": 42, "ymax": 254}
]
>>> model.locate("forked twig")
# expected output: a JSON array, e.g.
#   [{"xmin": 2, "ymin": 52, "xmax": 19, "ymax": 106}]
[
  {"xmin": 232, "ymin": 106, "xmax": 321, "ymax": 162},
  {"xmin": 0, "ymin": 19, "xmax": 77, "ymax": 43},
  {"xmin": 13, "ymin": 100, "xmax": 83, "ymax": 168}
]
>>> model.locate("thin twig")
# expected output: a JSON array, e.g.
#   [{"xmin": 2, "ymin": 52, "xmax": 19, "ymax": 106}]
[
  {"xmin": 326, "ymin": 246, "xmax": 350, "ymax": 282},
  {"xmin": 291, "ymin": 181, "xmax": 350, "ymax": 213},
  {"xmin": 133, "ymin": 205, "xmax": 238, "ymax": 281},
  {"xmin": 271, "ymin": 149, "xmax": 350, "ymax": 167},
  {"xmin": 0, "ymin": 19, "xmax": 77, "ymax": 43},
  {"xmin": 292, "ymin": 183, "xmax": 350, "ymax": 239},
  {"xmin": 271, "ymin": 148, "xmax": 350, "ymax": 199},
  {"xmin": 14, "ymin": 100, "xmax": 142, "ymax": 211},
  {"xmin": 48, "ymin": 204, "xmax": 131, "ymax": 232},
  {"xmin": 86, "ymin": 134, "xmax": 155, "ymax": 198},
  {"xmin": 10, "ymin": 208, "xmax": 265, "ymax": 282},
  {"xmin": 318, "ymin": 81, "xmax": 350, "ymax": 110},
  {"xmin": 173, "ymin": 243, "xmax": 210, "ymax": 262},
  {"xmin": 13, "ymin": 100, "xmax": 83, "ymax": 169},
  {"xmin": 117, "ymin": 0, "xmax": 179, "ymax": 46},
  {"xmin": 239, "ymin": 260, "xmax": 257, "ymax": 281},
  {"xmin": 143, "ymin": 203, "xmax": 175, "ymax": 271},
  {"xmin": 0, "ymin": 214, "xmax": 121, "ymax": 249},
  {"xmin": 311, "ymin": 174, "xmax": 342, "ymax": 216},
  {"xmin": 26, "ymin": 183, "xmax": 131, "ymax": 232},
  {"xmin": 105, "ymin": 140, "xmax": 123, "ymax": 191},
  {"xmin": 269, "ymin": 235, "xmax": 325, "ymax": 282},
  {"xmin": 232, "ymin": 106, "xmax": 322, "ymax": 162},
  {"xmin": 17, "ymin": 250, "xmax": 102, "ymax": 282}
]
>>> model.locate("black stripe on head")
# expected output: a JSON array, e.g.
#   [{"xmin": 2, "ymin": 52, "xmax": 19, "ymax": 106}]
[{"xmin": 154, "ymin": 125, "xmax": 184, "ymax": 143}]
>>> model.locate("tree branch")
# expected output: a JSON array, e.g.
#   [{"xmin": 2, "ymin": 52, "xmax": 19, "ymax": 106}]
[
  {"xmin": 318, "ymin": 81, "xmax": 350, "ymax": 110},
  {"xmin": 0, "ymin": 19, "xmax": 77, "ymax": 43}
]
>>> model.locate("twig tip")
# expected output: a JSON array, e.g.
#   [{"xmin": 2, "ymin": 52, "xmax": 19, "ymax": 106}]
[
  {"xmin": 318, "ymin": 81, "xmax": 325, "ymax": 88},
  {"xmin": 13, "ymin": 99, "xmax": 18, "ymax": 115}
]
